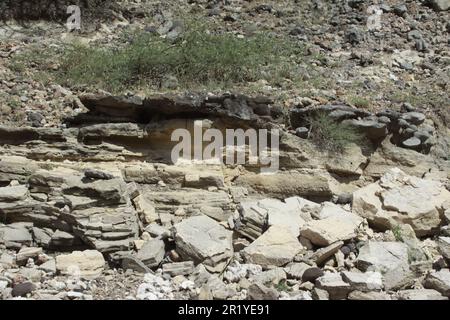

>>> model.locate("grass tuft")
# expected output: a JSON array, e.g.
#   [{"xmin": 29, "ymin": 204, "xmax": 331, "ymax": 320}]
[{"xmin": 307, "ymin": 112, "xmax": 364, "ymax": 153}]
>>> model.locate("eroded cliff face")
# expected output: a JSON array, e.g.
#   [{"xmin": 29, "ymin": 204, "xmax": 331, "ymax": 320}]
[
  {"xmin": 1, "ymin": 0, "xmax": 450, "ymax": 301},
  {"xmin": 0, "ymin": 91, "xmax": 449, "ymax": 300}
]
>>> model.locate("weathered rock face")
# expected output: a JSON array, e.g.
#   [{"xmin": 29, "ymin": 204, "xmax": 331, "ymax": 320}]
[
  {"xmin": 174, "ymin": 215, "xmax": 233, "ymax": 273},
  {"xmin": 143, "ymin": 189, "xmax": 234, "ymax": 224},
  {"xmin": 0, "ymin": 166, "xmax": 140, "ymax": 253},
  {"xmin": 352, "ymin": 168, "xmax": 450, "ymax": 236},
  {"xmin": 356, "ymin": 241, "xmax": 413, "ymax": 290},
  {"xmin": 242, "ymin": 226, "xmax": 303, "ymax": 267},
  {"xmin": 77, "ymin": 93, "xmax": 274, "ymax": 126},
  {"xmin": 235, "ymin": 171, "xmax": 332, "ymax": 201},
  {"xmin": 237, "ymin": 196, "xmax": 313, "ymax": 238},
  {"xmin": 55, "ymin": 250, "xmax": 105, "ymax": 279},
  {"xmin": 290, "ymin": 104, "xmax": 436, "ymax": 153}
]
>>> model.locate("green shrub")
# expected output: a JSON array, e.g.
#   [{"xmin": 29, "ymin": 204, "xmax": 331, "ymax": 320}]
[
  {"xmin": 56, "ymin": 27, "xmax": 302, "ymax": 93},
  {"xmin": 307, "ymin": 112, "xmax": 364, "ymax": 153}
]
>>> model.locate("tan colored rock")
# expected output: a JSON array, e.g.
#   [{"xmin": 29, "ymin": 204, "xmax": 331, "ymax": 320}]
[
  {"xmin": 0, "ymin": 185, "xmax": 29, "ymax": 202},
  {"xmin": 326, "ymin": 143, "xmax": 367, "ymax": 176},
  {"xmin": 301, "ymin": 217, "xmax": 359, "ymax": 247},
  {"xmin": 353, "ymin": 168, "xmax": 450, "ymax": 236},
  {"xmin": 133, "ymin": 194, "xmax": 158, "ymax": 224},
  {"xmin": 242, "ymin": 226, "xmax": 303, "ymax": 267},
  {"xmin": 174, "ymin": 215, "xmax": 233, "ymax": 273},
  {"xmin": 56, "ymin": 250, "xmax": 105, "ymax": 279},
  {"xmin": 235, "ymin": 171, "xmax": 332, "ymax": 200}
]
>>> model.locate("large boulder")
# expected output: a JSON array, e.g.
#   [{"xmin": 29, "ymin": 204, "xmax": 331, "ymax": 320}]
[
  {"xmin": 356, "ymin": 241, "xmax": 413, "ymax": 290},
  {"xmin": 352, "ymin": 168, "xmax": 450, "ymax": 236},
  {"xmin": 174, "ymin": 215, "xmax": 233, "ymax": 272},
  {"xmin": 242, "ymin": 226, "xmax": 303, "ymax": 267}
]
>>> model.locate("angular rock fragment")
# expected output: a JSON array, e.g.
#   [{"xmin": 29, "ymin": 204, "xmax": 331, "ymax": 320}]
[
  {"xmin": 174, "ymin": 215, "xmax": 233, "ymax": 272},
  {"xmin": 242, "ymin": 226, "xmax": 302, "ymax": 267},
  {"xmin": 341, "ymin": 271, "xmax": 383, "ymax": 292},
  {"xmin": 356, "ymin": 241, "xmax": 413, "ymax": 290},
  {"xmin": 424, "ymin": 270, "xmax": 450, "ymax": 297},
  {"xmin": 56, "ymin": 250, "xmax": 105, "ymax": 279},
  {"xmin": 352, "ymin": 168, "xmax": 450, "ymax": 236},
  {"xmin": 315, "ymin": 273, "xmax": 351, "ymax": 300},
  {"xmin": 135, "ymin": 239, "xmax": 165, "ymax": 268},
  {"xmin": 301, "ymin": 217, "xmax": 359, "ymax": 247}
]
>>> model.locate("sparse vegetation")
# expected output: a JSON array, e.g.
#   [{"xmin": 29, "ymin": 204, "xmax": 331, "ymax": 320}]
[
  {"xmin": 348, "ymin": 96, "xmax": 370, "ymax": 109},
  {"xmin": 274, "ymin": 280, "xmax": 291, "ymax": 293},
  {"xmin": 47, "ymin": 27, "xmax": 303, "ymax": 93},
  {"xmin": 307, "ymin": 112, "xmax": 364, "ymax": 153},
  {"xmin": 392, "ymin": 225, "xmax": 403, "ymax": 242}
]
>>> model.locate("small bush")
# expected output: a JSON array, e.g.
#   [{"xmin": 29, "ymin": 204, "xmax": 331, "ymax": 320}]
[{"xmin": 307, "ymin": 112, "xmax": 364, "ymax": 153}]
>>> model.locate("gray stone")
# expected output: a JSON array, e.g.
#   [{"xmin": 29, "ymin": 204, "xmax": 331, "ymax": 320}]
[
  {"xmin": 162, "ymin": 261, "xmax": 195, "ymax": 276},
  {"xmin": 348, "ymin": 291, "xmax": 392, "ymax": 300},
  {"xmin": 251, "ymin": 268, "xmax": 286, "ymax": 285},
  {"xmin": 311, "ymin": 241, "xmax": 344, "ymax": 266},
  {"xmin": 284, "ymin": 262, "xmax": 310, "ymax": 280},
  {"xmin": 302, "ymin": 267, "xmax": 325, "ymax": 283},
  {"xmin": 315, "ymin": 273, "xmax": 351, "ymax": 300},
  {"xmin": 38, "ymin": 259, "xmax": 57, "ymax": 274},
  {"xmin": 437, "ymin": 237, "xmax": 450, "ymax": 261},
  {"xmin": 121, "ymin": 255, "xmax": 152, "ymax": 274},
  {"xmin": 301, "ymin": 217, "xmax": 359, "ymax": 247},
  {"xmin": 295, "ymin": 127, "xmax": 309, "ymax": 139},
  {"xmin": 312, "ymin": 288, "xmax": 330, "ymax": 300},
  {"xmin": 341, "ymin": 271, "xmax": 383, "ymax": 292},
  {"xmin": 352, "ymin": 168, "xmax": 450, "ymax": 237},
  {"xmin": 136, "ymin": 239, "xmax": 165, "ymax": 268},
  {"xmin": 242, "ymin": 226, "xmax": 302, "ymax": 267},
  {"xmin": 356, "ymin": 241, "xmax": 413, "ymax": 290},
  {"xmin": 402, "ymin": 137, "xmax": 421, "ymax": 149},
  {"xmin": 401, "ymin": 112, "xmax": 426, "ymax": 125},
  {"xmin": 12, "ymin": 282, "xmax": 36, "ymax": 297},
  {"xmin": 247, "ymin": 282, "xmax": 279, "ymax": 300},
  {"xmin": 397, "ymin": 289, "xmax": 448, "ymax": 300},
  {"xmin": 174, "ymin": 215, "xmax": 233, "ymax": 273},
  {"xmin": 0, "ymin": 224, "xmax": 32, "ymax": 246},
  {"xmin": 16, "ymin": 247, "xmax": 43, "ymax": 265},
  {"xmin": 424, "ymin": 270, "xmax": 450, "ymax": 297},
  {"xmin": 145, "ymin": 224, "xmax": 171, "ymax": 240},
  {"xmin": 346, "ymin": 119, "xmax": 387, "ymax": 140},
  {"xmin": 0, "ymin": 185, "xmax": 28, "ymax": 202},
  {"xmin": 430, "ymin": 0, "xmax": 450, "ymax": 11},
  {"xmin": 84, "ymin": 169, "xmax": 115, "ymax": 180}
]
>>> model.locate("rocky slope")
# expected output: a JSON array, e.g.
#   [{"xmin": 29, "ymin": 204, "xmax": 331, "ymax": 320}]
[{"xmin": 0, "ymin": 0, "xmax": 449, "ymax": 300}]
